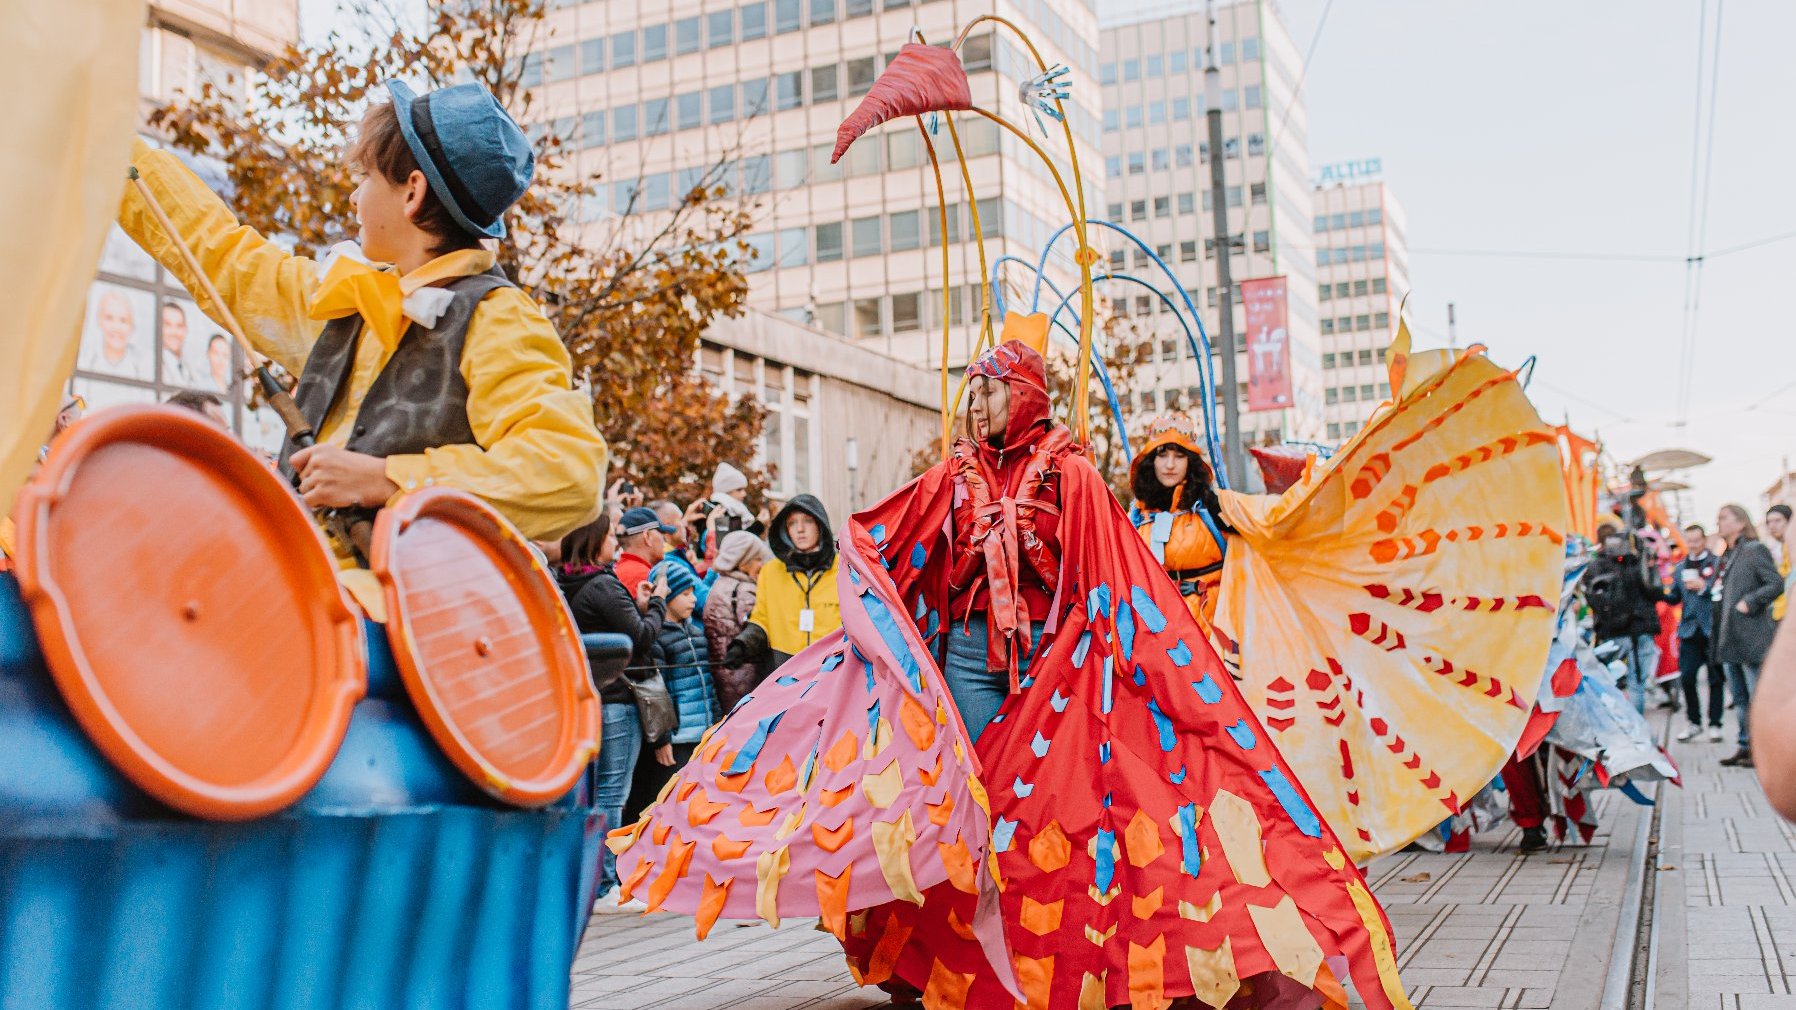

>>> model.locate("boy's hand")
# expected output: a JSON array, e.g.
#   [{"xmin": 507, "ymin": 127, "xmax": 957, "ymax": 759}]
[{"xmin": 291, "ymin": 444, "xmax": 401, "ymax": 510}]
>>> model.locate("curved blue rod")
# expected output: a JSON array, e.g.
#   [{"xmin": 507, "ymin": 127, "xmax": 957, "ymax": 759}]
[
  {"xmin": 1043, "ymin": 314, "xmax": 1130, "ymax": 459},
  {"xmin": 1017, "ymin": 219, "xmax": 1229, "ymax": 486},
  {"xmin": 1041, "ymin": 271, "xmax": 1225, "ymax": 483},
  {"xmin": 988, "ymin": 254, "xmax": 1044, "ymax": 322}
]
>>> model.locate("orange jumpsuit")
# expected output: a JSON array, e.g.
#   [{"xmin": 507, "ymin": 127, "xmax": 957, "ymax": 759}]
[{"xmin": 1134, "ymin": 506, "xmax": 1227, "ymax": 635}]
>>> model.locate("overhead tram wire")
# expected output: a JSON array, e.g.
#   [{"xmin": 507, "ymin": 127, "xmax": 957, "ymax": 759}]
[{"xmin": 1675, "ymin": 0, "xmax": 1726, "ymax": 427}]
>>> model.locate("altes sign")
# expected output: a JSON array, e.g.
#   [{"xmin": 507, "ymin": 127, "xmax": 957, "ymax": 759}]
[{"xmin": 1315, "ymin": 158, "xmax": 1383, "ymax": 184}]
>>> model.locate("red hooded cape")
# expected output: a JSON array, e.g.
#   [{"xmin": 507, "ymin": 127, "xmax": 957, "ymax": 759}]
[{"xmin": 611, "ymin": 342, "xmax": 1412, "ymax": 1010}]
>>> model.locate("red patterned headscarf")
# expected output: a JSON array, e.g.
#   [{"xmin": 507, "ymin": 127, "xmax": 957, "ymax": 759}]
[{"xmin": 963, "ymin": 341, "xmax": 1052, "ymax": 452}]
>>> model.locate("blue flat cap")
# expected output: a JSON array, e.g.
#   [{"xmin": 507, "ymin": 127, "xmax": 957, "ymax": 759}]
[{"xmin": 386, "ymin": 79, "xmax": 534, "ymax": 240}]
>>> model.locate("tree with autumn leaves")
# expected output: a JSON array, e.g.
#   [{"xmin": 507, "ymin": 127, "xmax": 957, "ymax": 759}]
[{"xmin": 150, "ymin": 0, "xmax": 769, "ymax": 504}]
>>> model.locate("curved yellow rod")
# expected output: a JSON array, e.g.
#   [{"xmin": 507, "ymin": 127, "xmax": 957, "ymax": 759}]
[
  {"xmin": 918, "ymin": 115, "xmax": 956, "ymax": 459},
  {"xmin": 952, "ymin": 15, "xmax": 1096, "ymax": 442},
  {"xmin": 964, "ymin": 106, "xmax": 1097, "ymax": 439}
]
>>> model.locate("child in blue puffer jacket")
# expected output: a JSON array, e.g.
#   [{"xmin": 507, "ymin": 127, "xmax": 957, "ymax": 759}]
[{"xmin": 622, "ymin": 561, "xmax": 719, "ymax": 821}]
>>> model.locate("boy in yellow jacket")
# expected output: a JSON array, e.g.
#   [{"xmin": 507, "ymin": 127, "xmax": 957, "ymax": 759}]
[{"xmin": 118, "ymin": 81, "xmax": 605, "ymax": 545}]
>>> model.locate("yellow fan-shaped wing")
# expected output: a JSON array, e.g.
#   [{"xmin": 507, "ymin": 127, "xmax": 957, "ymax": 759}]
[{"xmin": 1214, "ymin": 337, "xmax": 1567, "ymax": 862}]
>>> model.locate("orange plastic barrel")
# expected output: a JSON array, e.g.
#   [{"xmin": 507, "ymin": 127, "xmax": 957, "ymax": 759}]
[
  {"xmin": 12, "ymin": 405, "xmax": 366, "ymax": 820},
  {"xmin": 371, "ymin": 488, "xmax": 598, "ymax": 807}
]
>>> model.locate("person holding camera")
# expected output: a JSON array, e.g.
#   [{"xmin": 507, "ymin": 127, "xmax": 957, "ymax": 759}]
[
  {"xmin": 1582, "ymin": 526, "xmax": 1669, "ymax": 713},
  {"xmin": 1673, "ymin": 523, "xmax": 1725, "ymax": 741}
]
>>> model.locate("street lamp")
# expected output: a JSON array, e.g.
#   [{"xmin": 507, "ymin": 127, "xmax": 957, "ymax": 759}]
[{"xmin": 1204, "ymin": 0, "xmax": 1246, "ymax": 488}]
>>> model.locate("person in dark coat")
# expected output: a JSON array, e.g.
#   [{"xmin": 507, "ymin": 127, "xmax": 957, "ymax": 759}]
[
  {"xmin": 556, "ymin": 513, "xmax": 673, "ymax": 910},
  {"xmin": 703, "ymin": 530, "xmax": 773, "ymax": 712},
  {"xmin": 623, "ymin": 562, "xmax": 717, "ymax": 822},
  {"xmin": 1582, "ymin": 530, "xmax": 1668, "ymax": 712},
  {"xmin": 1715, "ymin": 504, "xmax": 1785, "ymax": 767},
  {"xmin": 1674, "ymin": 523, "xmax": 1724, "ymax": 741}
]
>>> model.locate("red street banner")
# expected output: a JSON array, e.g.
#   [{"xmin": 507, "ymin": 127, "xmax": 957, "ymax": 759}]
[{"xmin": 1242, "ymin": 276, "xmax": 1292, "ymax": 412}]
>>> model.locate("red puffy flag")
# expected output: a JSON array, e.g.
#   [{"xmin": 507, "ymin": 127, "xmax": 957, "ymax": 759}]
[{"xmin": 831, "ymin": 42, "xmax": 972, "ymax": 164}]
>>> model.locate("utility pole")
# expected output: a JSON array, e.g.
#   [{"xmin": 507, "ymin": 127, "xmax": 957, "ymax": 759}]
[
  {"xmin": 1205, "ymin": 0, "xmax": 1246, "ymax": 487},
  {"xmin": 1447, "ymin": 302, "xmax": 1458, "ymax": 350}
]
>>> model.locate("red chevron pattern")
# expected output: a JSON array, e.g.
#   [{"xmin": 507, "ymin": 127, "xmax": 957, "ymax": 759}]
[{"xmin": 1370, "ymin": 521, "xmax": 1563, "ymax": 564}]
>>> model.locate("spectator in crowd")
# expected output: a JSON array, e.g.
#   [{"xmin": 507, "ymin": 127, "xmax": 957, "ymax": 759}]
[
  {"xmin": 166, "ymin": 390, "xmax": 228, "ymax": 429},
  {"xmin": 1716, "ymin": 504, "xmax": 1785, "ymax": 768},
  {"xmin": 557, "ymin": 512, "xmax": 673, "ymax": 911},
  {"xmin": 707, "ymin": 462, "xmax": 761, "ymax": 541},
  {"xmin": 651, "ymin": 499, "xmax": 711, "ymax": 611},
  {"xmin": 724, "ymin": 494, "xmax": 842, "ymax": 672},
  {"xmin": 1769, "ymin": 504, "xmax": 1791, "ymax": 622},
  {"xmin": 604, "ymin": 477, "xmax": 645, "ymax": 519},
  {"xmin": 613, "ymin": 505, "xmax": 673, "ymax": 602},
  {"xmin": 704, "ymin": 530, "xmax": 774, "ymax": 712},
  {"xmin": 623, "ymin": 562, "xmax": 717, "ymax": 822},
  {"xmin": 1752, "ymin": 519, "xmax": 1796, "ymax": 817},
  {"xmin": 1582, "ymin": 528, "xmax": 1668, "ymax": 712},
  {"xmin": 1674, "ymin": 523, "xmax": 1724, "ymax": 741}
]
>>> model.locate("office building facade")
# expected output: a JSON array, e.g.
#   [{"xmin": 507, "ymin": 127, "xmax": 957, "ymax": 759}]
[
  {"xmin": 74, "ymin": 0, "xmax": 299, "ymax": 456},
  {"xmin": 1098, "ymin": 0, "xmax": 1324, "ymax": 454},
  {"xmin": 1311, "ymin": 171, "xmax": 1408, "ymax": 444},
  {"xmin": 526, "ymin": 0, "xmax": 1105, "ymax": 370}
]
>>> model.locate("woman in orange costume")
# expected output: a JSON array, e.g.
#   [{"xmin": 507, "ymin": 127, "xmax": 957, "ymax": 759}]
[{"xmin": 1128, "ymin": 414, "xmax": 1232, "ymax": 638}]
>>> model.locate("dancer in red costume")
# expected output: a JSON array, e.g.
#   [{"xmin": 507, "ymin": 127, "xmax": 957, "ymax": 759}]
[{"xmin": 611, "ymin": 332, "xmax": 1413, "ymax": 1010}]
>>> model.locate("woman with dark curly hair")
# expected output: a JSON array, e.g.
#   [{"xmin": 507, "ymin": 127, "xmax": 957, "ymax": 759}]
[{"xmin": 1128, "ymin": 413, "xmax": 1233, "ymax": 636}]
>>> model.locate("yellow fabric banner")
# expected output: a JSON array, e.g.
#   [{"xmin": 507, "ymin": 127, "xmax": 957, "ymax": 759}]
[
  {"xmin": 1215, "ymin": 330, "xmax": 1568, "ymax": 862},
  {"xmin": 0, "ymin": 0, "xmax": 143, "ymax": 510}
]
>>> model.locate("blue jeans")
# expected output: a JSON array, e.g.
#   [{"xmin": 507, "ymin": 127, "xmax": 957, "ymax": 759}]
[
  {"xmin": 942, "ymin": 616, "xmax": 1039, "ymax": 742},
  {"xmin": 592, "ymin": 702, "xmax": 642, "ymax": 892},
  {"xmin": 1726, "ymin": 663, "xmax": 1760, "ymax": 748},
  {"xmin": 1612, "ymin": 634, "xmax": 1660, "ymax": 713}
]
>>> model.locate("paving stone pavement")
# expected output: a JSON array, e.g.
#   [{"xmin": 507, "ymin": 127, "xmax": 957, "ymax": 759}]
[{"xmin": 568, "ymin": 710, "xmax": 1789, "ymax": 1009}]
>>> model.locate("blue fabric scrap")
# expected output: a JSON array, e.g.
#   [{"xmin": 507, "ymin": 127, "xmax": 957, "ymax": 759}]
[
  {"xmin": 1131, "ymin": 586, "xmax": 1167, "ymax": 633},
  {"xmin": 1225, "ymin": 719, "xmax": 1257, "ymax": 751},
  {"xmin": 1192, "ymin": 673, "xmax": 1223, "ymax": 704},
  {"xmin": 1147, "ymin": 697, "xmax": 1176, "ymax": 752},
  {"xmin": 1258, "ymin": 767, "xmax": 1324, "ymax": 838}
]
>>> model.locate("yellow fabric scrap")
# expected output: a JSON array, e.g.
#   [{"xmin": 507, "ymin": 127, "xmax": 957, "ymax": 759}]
[
  {"xmin": 1177, "ymin": 893, "xmax": 1222, "ymax": 921},
  {"xmin": 1246, "ymin": 895, "xmax": 1326, "ymax": 986},
  {"xmin": 1077, "ymin": 971, "xmax": 1107, "ymax": 1010},
  {"xmin": 755, "ymin": 845, "xmax": 791, "ymax": 928},
  {"xmin": 1184, "ymin": 936, "xmax": 1241, "ymax": 1008},
  {"xmin": 1209, "ymin": 789, "xmax": 1271, "ymax": 887},
  {"xmin": 1347, "ymin": 879, "xmax": 1416, "ymax": 1010},
  {"xmin": 870, "ymin": 811, "xmax": 923, "ymax": 905},
  {"xmin": 862, "ymin": 758, "xmax": 903, "ymax": 809}
]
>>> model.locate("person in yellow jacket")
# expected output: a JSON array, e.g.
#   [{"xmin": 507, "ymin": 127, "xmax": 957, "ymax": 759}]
[
  {"xmin": 116, "ymin": 80, "xmax": 605, "ymax": 548},
  {"xmin": 722, "ymin": 494, "xmax": 841, "ymax": 671},
  {"xmin": 1769, "ymin": 505, "xmax": 1791, "ymax": 622},
  {"xmin": 1128, "ymin": 413, "xmax": 1232, "ymax": 638}
]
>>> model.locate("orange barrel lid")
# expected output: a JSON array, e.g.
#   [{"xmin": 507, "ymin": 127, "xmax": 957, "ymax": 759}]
[
  {"xmin": 12, "ymin": 405, "xmax": 366, "ymax": 820},
  {"xmin": 371, "ymin": 488, "xmax": 598, "ymax": 807}
]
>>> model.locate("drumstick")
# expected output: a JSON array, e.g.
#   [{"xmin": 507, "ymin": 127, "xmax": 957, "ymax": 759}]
[{"xmin": 127, "ymin": 166, "xmax": 373, "ymax": 560}]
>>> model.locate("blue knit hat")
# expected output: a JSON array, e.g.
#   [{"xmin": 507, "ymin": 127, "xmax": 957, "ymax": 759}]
[
  {"xmin": 652, "ymin": 561, "xmax": 702, "ymax": 603},
  {"xmin": 385, "ymin": 79, "xmax": 534, "ymax": 240}
]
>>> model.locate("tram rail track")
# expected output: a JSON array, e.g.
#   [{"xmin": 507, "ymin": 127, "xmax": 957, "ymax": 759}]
[{"xmin": 1598, "ymin": 712, "xmax": 1672, "ymax": 1010}]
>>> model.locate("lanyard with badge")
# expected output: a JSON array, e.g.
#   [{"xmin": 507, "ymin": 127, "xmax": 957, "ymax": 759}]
[{"xmin": 793, "ymin": 569, "xmax": 823, "ymax": 638}]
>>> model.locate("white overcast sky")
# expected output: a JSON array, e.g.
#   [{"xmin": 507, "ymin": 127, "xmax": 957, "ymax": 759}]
[
  {"xmin": 1109, "ymin": 0, "xmax": 1795, "ymax": 524},
  {"xmin": 302, "ymin": 0, "xmax": 1795, "ymax": 523}
]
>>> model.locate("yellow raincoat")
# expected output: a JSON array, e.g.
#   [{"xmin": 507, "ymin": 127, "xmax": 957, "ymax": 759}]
[
  {"xmin": 746, "ymin": 557, "xmax": 842, "ymax": 659},
  {"xmin": 116, "ymin": 141, "xmax": 606, "ymax": 542}
]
